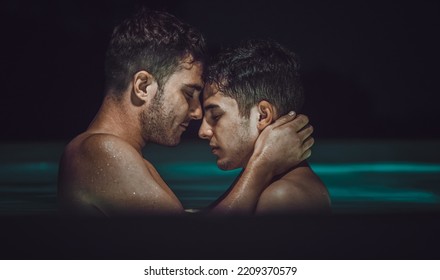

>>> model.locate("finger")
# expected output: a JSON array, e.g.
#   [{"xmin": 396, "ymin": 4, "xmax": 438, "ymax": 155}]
[
  {"xmin": 302, "ymin": 136, "xmax": 315, "ymax": 151},
  {"xmin": 298, "ymin": 124, "xmax": 314, "ymax": 141},
  {"xmin": 275, "ymin": 114, "xmax": 310, "ymax": 131},
  {"xmin": 268, "ymin": 111, "xmax": 296, "ymax": 128},
  {"xmin": 301, "ymin": 148, "xmax": 312, "ymax": 161},
  {"xmin": 291, "ymin": 114, "xmax": 310, "ymax": 132}
]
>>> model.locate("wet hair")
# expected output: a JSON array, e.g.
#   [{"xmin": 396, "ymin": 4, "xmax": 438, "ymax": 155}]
[
  {"xmin": 104, "ymin": 9, "xmax": 206, "ymax": 95},
  {"xmin": 207, "ymin": 39, "xmax": 304, "ymax": 117}
]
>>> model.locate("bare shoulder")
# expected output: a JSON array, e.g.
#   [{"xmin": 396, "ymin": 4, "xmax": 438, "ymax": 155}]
[
  {"xmin": 58, "ymin": 133, "xmax": 182, "ymax": 216},
  {"xmin": 67, "ymin": 133, "xmax": 143, "ymax": 167},
  {"xmin": 256, "ymin": 162, "xmax": 331, "ymax": 215},
  {"xmin": 59, "ymin": 133, "xmax": 143, "ymax": 182}
]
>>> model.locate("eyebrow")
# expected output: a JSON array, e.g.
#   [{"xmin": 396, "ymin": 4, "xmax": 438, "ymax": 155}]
[
  {"xmin": 183, "ymin": 83, "xmax": 203, "ymax": 92},
  {"xmin": 204, "ymin": 104, "xmax": 220, "ymax": 111}
]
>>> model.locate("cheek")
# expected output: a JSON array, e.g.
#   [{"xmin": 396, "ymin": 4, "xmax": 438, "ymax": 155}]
[
  {"xmin": 235, "ymin": 121, "xmax": 257, "ymax": 153},
  {"xmin": 221, "ymin": 123, "xmax": 248, "ymax": 152},
  {"xmin": 167, "ymin": 96, "xmax": 188, "ymax": 119},
  {"xmin": 178, "ymin": 97, "xmax": 190, "ymax": 115},
  {"xmin": 219, "ymin": 132, "xmax": 254, "ymax": 169}
]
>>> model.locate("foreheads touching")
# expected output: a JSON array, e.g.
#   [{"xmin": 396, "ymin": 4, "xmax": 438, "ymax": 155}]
[
  {"xmin": 104, "ymin": 9, "xmax": 206, "ymax": 96},
  {"xmin": 206, "ymin": 39, "xmax": 304, "ymax": 119}
]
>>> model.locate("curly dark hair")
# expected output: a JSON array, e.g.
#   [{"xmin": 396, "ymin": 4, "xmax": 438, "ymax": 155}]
[
  {"xmin": 207, "ymin": 39, "xmax": 304, "ymax": 118},
  {"xmin": 104, "ymin": 9, "xmax": 206, "ymax": 94}
]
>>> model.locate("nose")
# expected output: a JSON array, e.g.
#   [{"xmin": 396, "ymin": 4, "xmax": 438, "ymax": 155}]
[
  {"xmin": 189, "ymin": 99, "xmax": 202, "ymax": 120},
  {"xmin": 198, "ymin": 117, "xmax": 213, "ymax": 140}
]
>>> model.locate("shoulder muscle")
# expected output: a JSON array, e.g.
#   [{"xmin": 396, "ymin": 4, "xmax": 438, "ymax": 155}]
[{"xmin": 58, "ymin": 133, "xmax": 183, "ymax": 216}]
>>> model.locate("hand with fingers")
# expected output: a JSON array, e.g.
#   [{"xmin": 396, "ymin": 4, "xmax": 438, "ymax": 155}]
[{"xmin": 251, "ymin": 111, "xmax": 314, "ymax": 177}]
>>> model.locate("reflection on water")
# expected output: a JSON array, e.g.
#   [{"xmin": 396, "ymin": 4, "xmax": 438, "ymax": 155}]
[{"xmin": 0, "ymin": 141, "xmax": 439, "ymax": 215}]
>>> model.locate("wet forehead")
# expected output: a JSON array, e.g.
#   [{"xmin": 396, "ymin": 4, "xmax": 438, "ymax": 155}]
[
  {"xmin": 202, "ymin": 83, "xmax": 218, "ymax": 101},
  {"xmin": 203, "ymin": 84, "xmax": 238, "ymax": 111}
]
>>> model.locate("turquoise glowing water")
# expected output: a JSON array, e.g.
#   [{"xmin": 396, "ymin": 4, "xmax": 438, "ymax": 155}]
[{"xmin": 0, "ymin": 140, "xmax": 439, "ymax": 215}]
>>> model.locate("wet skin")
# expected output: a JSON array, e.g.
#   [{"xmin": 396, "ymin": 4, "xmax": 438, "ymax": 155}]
[
  {"xmin": 199, "ymin": 84, "xmax": 331, "ymax": 214},
  {"xmin": 58, "ymin": 58, "xmax": 318, "ymax": 216}
]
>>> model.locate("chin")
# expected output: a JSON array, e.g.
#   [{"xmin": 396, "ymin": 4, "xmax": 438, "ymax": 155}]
[
  {"xmin": 154, "ymin": 135, "xmax": 181, "ymax": 147},
  {"xmin": 217, "ymin": 164, "xmax": 230, "ymax": 171},
  {"xmin": 164, "ymin": 138, "xmax": 181, "ymax": 147},
  {"xmin": 163, "ymin": 142, "xmax": 180, "ymax": 147},
  {"xmin": 217, "ymin": 159, "xmax": 240, "ymax": 171}
]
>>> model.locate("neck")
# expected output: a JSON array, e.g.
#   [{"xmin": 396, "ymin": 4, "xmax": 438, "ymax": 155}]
[{"xmin": 88, "ymin": 94, "xmax": 145, "ymax": 153}]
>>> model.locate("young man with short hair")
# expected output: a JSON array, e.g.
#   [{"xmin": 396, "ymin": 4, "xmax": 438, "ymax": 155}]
[{"xmin": 199, "ymin": 40, "xmax": 330, "ymax": 214}]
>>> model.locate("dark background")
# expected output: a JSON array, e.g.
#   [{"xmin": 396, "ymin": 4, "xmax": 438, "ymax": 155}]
[
  {"xmin": 1, "ymin": 1, "xmax": 440, "ymax": 260},
  {"xmin": 2, "ymin": 0, "xmax": 440, "ymax": 142}
]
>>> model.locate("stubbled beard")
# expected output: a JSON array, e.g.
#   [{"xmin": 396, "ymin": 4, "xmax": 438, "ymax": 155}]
[{"xmin": 140, "ymin": 88, "xmax": 180, "ymax": 146}]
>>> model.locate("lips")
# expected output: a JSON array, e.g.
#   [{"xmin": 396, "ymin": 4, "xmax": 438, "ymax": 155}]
[
  {"xmin": 209, "ymin": 144, "xmax": 220, "ymax": 154},
  {"xmin": 179, "ymin": 122, "xmax": 189, "ymax": 130}
]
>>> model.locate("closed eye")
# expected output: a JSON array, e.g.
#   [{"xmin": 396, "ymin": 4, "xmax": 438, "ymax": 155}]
[
  {"xmin": 211, "ymin": 113, "xmax": 222, "ymax": 122},
  {"xmin": 204, "ymin": 104, "xmax": 224, "ymax": 123},
  {"xmin": 182, "ymin": 83, "xmax": 202, "ymax": 100},
  {"xmin": 183, "ymin": 90, "xmax": 194, "ymax": 99}
]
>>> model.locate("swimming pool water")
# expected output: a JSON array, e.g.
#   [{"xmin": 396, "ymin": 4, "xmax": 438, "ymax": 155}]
[{"xmin": 1, "ymin": 140, "xmax": 439, "ymax": 215}]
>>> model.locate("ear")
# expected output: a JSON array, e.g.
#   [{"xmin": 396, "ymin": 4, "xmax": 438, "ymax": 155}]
[
  {"xmin": 132, "ymin": 70, "xmax": 158, "ymax": 103},
  {"xmin": 257, "ymin": 100, "xmax": 277, "ymax": 131}
]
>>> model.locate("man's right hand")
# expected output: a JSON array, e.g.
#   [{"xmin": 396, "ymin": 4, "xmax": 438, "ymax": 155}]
[{"xmin": 250, "ymin": 111, "xmax": 314, "ymax": 177}]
